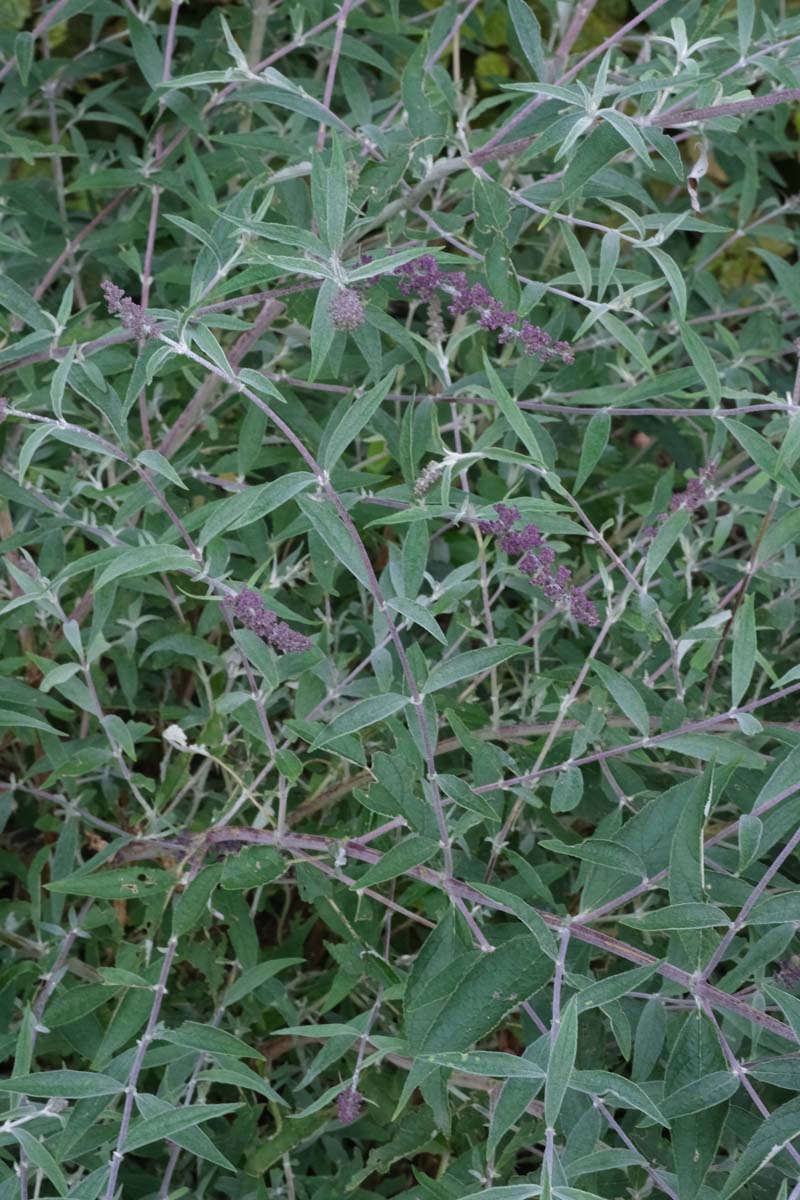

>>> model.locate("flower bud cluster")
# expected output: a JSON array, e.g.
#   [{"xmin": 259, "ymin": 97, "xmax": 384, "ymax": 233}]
[
  {"xmin": 642, "ymin": 463, "xmax": 717, "ymax": 539},
  {"xmin": 477, "ymin": 503, "xmax": 599, "ymax": 627},
  {"xmin": 394, "ymin": 255, "xmax": 574, "ymax": 364},
  {"xmin": 225, "ymin": 588, "xmax": 312, "ymax": 653},
  {"xmin": 101, "ymin": 280, "xmax": 162, "ymax": 339}
]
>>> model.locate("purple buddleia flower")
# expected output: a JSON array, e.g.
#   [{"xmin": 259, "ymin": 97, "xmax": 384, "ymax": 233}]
[
  {"xmin": 336, "ymin": 1086, "xmax": 363, "ymax": 1125},
  {"xmin": 329, "ymin": 287, "xmax": 366, "ymax": 332},
  {"xmin": 642, "ymin": 463, "xmax": 717, "ymax": 540},
  {"xmin": 774, "ymin": 956, "xmax": 800, "ymax": 988},
  {"xmin": 226, "ymin": 588, "xmax": 312, "ymax": 654},
  {"xmin": 475, "ymin": 503, "xmax": 599, "ymax": 627},
  {"xmin": 101, "ymin": 280, "xmax": 162, "ymax": 339},
  {"xmin": 393, "ymin": 255, "xmax": 574, "ymax": 364}
]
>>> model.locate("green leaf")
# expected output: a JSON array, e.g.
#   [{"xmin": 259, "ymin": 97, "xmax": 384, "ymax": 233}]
[
  {"xmin": 47, "ymin": 867, "xmax": 176, "ymax": 899},
  {"xmin": 419, "ymin": 1051, "xmax": 544, "ymax": 1078},
  {"xmin": 310, "ymin": 693, "xmax": 409, "ymax": 750},
  {"xmin": 678, "ymin": 320, "xmax": 720, "ymax": 405},
  {"xmin": 355, "ymin": 836, "xmax": 439, "ymax": 889},
  {"xmin": 508, "ymin": 0, "xmax": 546, "ymax": 80},
  {"xmin": 0, "ymin": 1070, "xmax": 124, "ymax": 1097},
  {"xmin": 747, "ymin": 892, "xmax": 800, "ymax": 924},
  {"xmin": 0, "ymin": 709, "xmax": 66, "ymax": 737},
  {"xmin": 731, "ymin": 594, "xmax": 756, "ymax": 707},
  {"xmin": 123, "ymin": 1102, "xmax": 242, "ymax": 1153},
  {"xmin": 95, "ymin": 545, "xmax": 199, "ymax": 591},
  {"xmin": 225, "ymin": 958, "xmax": 304, "ymax": 1005},
  {"xmin": 220, "ymin": 845, "xmax": 286, "ymax": 890},
  {"xmin": 618, "ymin": 902, "xmax": 729, "ymax": 930},
  {"xmin": 720, "ymin": 1096, "xmax": 800, "ymax": 1198},
  {"xmin": 646, "ymin": 246, "xmax": 687, "ymax": 318},
  {"xmin": 562, "ymin": 122, "xmax": 625, "ymax": 201},
  {"xmin": 661, "ymin": 1071, "xmax": 739, "ymax": 1120},
  {"xmin": 172, "ymin": 873, "xmax": 220, "ymax": 936},
  {"xmin": 575, "ymin": 963, "xmax": 659, "ymax": 1013},
  {"xmin": 483, "ymin": 355, "xmax": 546, "ymax": 466},
  {"xmin": 591, "ymin": 660, "xmax": 650, "ymax": 736},
  {"xmin": 551, "ymin": 766, "xmax": 584, "ymax": 814},
  {"xmin": 644, "ymin": 509, "xmax": 690, "ymax": 584},
  {"xmin": 408, "ymin": 935, "xmax": 551, "ymax": 1054},
  {"xmin": 725, "ymin": 418, "xmax": 800, "ymax": 497},
  {"xmin": 136, "ymin": 449, "xmax": 189, "ymax": 490},
  {"xmin": 761, "ymin": 983, "xmax": 800, "ymax": 1043},
  {"xmin": 11, "ymin": 1130, "xmax": 68, "ymax": 1197},
  {"xmin": 50, "ymin": 342, "xmax": 76, "ymax": 422},
  {"xmin": 569, "ymin": 1070, "xmax": 667, "ymax": 1126},
  {"xmin": 199, "ymin": 473, "xmax": 314, "ymax": 547},
  {"xmin": 135, "ymin": 1093, "xmax": 235, "ymax": 1171},
  {"xmin": 387, "ymin": 597, "xmax": 446, "ymax": 645},
  {"xmin": 191, "ymin": 321, "xmax": 235, "ymax": 378},
  {"xmin": 599, "ymin": 109, "xmax": 652, "ymax": 167},
  {"xmin": 0, "ymin": 272, "xmax": 50, "ymax": 330},
  {"xmin": 199, "ymin": 1063, "xmax": 286, "ymax": 1105},
  {"xmin": 15, "ymin": 30, "xmax": 34, "ymax": 86},
  {"xmin": 545, "ymin": 997, "xmax": 578, "ymax": 1128},
  {"xmin": 575, "ymin": 411, "xmax": 610, "ymax": 493},
  {"xmin": 159, "ymin": 1021, "xmax": 264, "ymax": 1059},
  {"xmin": 666, "ymin": 1010, "xmax": 728, "ymax": 1196},
  {"xmin": 424, "ymin": 644, "xmax": 527, "ymax": 694},
  {"xmin": 737, "ymin": 813, "xmax": 762, "ymax": 873},
  {"xmin": 658, "ymin": 733, "xmax": 766, "ymax": 768},
  {"xmin": 323, "ymin": 372, "xmax": 395, "ymax": 471},
  {"xmin": 296, "ymin": 492, "xmax": 371, "ymax": 589},
  {"xmin": 470, "ymin": 884, "xmax": 558, "ymax": 960},
  {"xmin": 541, "ymin": 838, "xmax": 646, "ymax": 878}
]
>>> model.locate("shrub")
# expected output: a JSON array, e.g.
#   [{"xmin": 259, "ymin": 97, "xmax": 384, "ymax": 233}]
[{"xmin": 1, "ymin": 2, "xmax": 800, "ymax": 1198}]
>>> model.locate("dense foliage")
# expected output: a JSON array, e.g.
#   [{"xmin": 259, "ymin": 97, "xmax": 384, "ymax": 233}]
[{"xmin": 2, "ymin": 1, "xmax": 800, "ymax": 1197}]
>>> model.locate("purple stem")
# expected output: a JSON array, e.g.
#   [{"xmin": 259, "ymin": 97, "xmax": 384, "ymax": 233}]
[
  {"xmin": 576, "ymin": 777, "xmax": 800, "ymax": 924},
  {"xmin": 471, "ymin": 679, "xmax": 800, "ymax": 795},
  {"xmin": 649, "ymin": 87, "xmax": 800, "ymax": 127},
  {"xmin": 699, "ymin": 823, "xmax": 800, "ymax": 982},
  {"xmin": 316, "ymin": 0, "xmax": 353, "ymax": 152},
  {"xmin": 704, "ymin": 1003, "xmax": 800, "ymax": 1173},
  {"xmin": 104, "ymin": 934, "xmax": 180, "ymax": 1200},
  {"xmin": 172, "ymin": 825, "xmax": 798, "ymax": 1044}
]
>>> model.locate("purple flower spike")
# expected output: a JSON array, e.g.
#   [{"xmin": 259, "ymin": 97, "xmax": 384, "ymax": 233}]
[
  {"xmin": 101, "ymin": 280, "xmax": 162, "ymax": 340},
  {"xmin": 643, "ymin": 462, "xmax": 717, "ymax": 540},
  {"xmin": 393, "ymin": 259, "xmax": 574, "ymax": 364},
  {"xmin": 329, "ymin": 287, "xmax": 366, "ymax": 332},
  {"xmin": 226, "ymin": 588, "xmax": 312, "ymax": 654},
  {"xmin": 337, "ymin": 1086, "xmax": 364, "ymax": 1125},
  {"xmin": 475, "ymin": 503, "xmax": 598, "ymax": 628}
]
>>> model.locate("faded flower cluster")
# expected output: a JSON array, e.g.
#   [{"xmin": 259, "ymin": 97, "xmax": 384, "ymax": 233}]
[
  {"xmin": 336, "ymin": 1086, "xmax": 364, "ymax": 1125},
  {"xmin": 642, "ymin": 463, "xmax": 717, "ymax": 539},
  {"xmin": 101, "ymin": 280, "xmax": 162, "ymax": 339},
  {"xmin": 394, "ymin": 255, "xmax": 574, "ymax": 364},
  {"xmin": 226, "ymin": 588, "xmax": 313, "ymax": 653},
  {"xmin": 478, "ymin": 503, "xmax": 599, "ymax": 627},
  {"xmin": 329, "ymin": 287, "xmax": 366, "ymax": 332}
]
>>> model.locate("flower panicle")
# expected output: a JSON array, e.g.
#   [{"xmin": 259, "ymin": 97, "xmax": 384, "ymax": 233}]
[
  {"xmin": 477, "ymin": 503, "xmax": 599, "ymax": 627},
  {"xmin": 642, "ymin": 462, "xmax": 717, "ymax": 540},
  {"xmin": 336, "ymin": 1087, "xmax": 364, "ymax": 1125},
  {"xmin": 226, "ymin": 588, "xmax": 313, "ymax": 654},
  {"xmin": 393, "ymin": 255, "xmax": 574, "ymax": 365},
  {"xmin": 101, "ymin": 280, "xmax": 162, "ymax": 340},
  {"xmin": 414, "ymin": 459, "xmax": 444, "ymax": 498}
]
